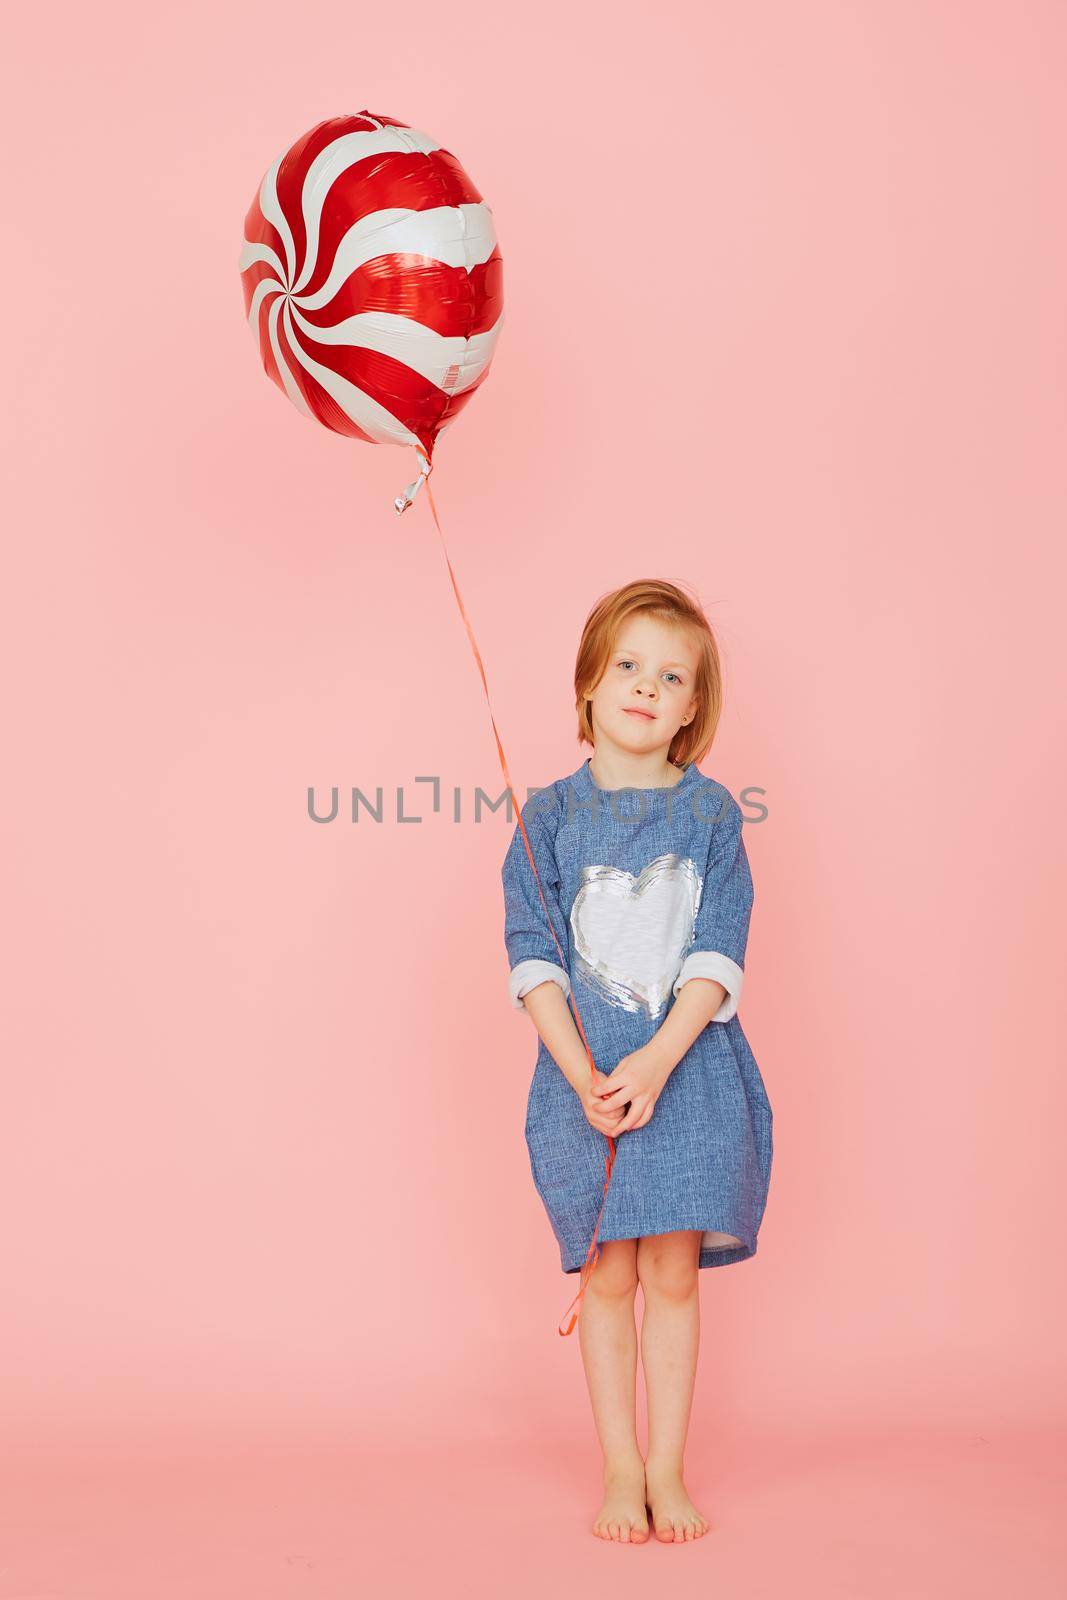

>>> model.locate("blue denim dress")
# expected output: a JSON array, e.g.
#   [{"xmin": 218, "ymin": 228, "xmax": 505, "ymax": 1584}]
[{"xmin": 501, "ymin": 756, "xmax": 773, "ymax": 1273}]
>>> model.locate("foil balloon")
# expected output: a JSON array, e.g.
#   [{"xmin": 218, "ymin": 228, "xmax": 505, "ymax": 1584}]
[{"xmin": 239, "ymin": 111, "xmax": 504, "ymax": 512}]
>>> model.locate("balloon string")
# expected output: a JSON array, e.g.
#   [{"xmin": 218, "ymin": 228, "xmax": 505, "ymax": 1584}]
[{"xmin": 421, "ymin": 471, "xmax": 617, "ymax": 1337}]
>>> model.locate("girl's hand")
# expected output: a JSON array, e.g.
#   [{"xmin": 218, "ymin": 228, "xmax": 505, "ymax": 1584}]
[
  {"xmin": 595, "ymin": 1044, "xmax": 671, "ymax": 1134},
  {"xmin": 578, "ymin": 1068, "xmax": 628, "ymax": 1136}
]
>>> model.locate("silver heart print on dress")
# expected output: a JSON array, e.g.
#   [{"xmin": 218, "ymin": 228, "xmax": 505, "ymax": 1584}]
[{"xmin": 569, "ymin": 852, "xmax": 704, "ymax": 1019}]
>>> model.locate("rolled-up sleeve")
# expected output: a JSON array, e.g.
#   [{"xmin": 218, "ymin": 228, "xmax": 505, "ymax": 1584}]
[
  {"xmin": 501, "ymin": 801, "xmax": 571, "ymax": 1013},
  {"xmin": 672, "ymin": 792, "xmax": 753, "ymax": 1023}
]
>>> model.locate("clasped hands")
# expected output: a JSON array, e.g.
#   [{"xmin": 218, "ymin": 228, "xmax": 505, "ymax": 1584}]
[{"xmin": 578, "ymin": 1042, "xmax": 673, "ymax": 1137}]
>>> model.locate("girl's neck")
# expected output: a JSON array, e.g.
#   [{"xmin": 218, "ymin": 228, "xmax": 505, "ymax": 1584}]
[{"xmin": 587, "ymin": 749, "xmax": 685, "ymax": 791}]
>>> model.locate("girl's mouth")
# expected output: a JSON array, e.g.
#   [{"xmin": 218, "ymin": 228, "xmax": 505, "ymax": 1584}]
[{"xmin": 624, "ymin": 709, "xmax": 656, "ymax": 720}]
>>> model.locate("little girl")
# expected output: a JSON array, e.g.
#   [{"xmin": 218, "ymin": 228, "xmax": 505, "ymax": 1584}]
[{"xmin": 501, "ymin": 579, "xmax": 773, "ymax": 1544}]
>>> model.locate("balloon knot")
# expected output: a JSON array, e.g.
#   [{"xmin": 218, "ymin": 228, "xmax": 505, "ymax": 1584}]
[{"xmin": 394, "ymin": 450, "xmax": 432, "ymax": 515}]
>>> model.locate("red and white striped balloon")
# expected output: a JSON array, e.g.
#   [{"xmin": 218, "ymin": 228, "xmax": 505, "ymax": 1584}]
[{"xmin": 239, "ymin": 112, "xmax": 504, "ymax": 511}]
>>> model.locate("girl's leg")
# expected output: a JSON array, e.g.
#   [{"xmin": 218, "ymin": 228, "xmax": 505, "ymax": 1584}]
[
  {"xmin": 636, "ymin": 1230, "xmax": 710, "ymax": 1542},
  {"xmin": 577, "ymin": 1238, "xmax": 649, "ymax": 1543}
]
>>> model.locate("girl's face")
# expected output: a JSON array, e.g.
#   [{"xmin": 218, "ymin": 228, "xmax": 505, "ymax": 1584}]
[{"xmin": 585, "ymin": 615, "xmax": 699, "ymax": 757}]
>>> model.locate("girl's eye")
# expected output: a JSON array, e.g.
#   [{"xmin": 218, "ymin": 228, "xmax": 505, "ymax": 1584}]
[{"xmin": 618, "ymin": 659, "xmax": 683, "ymax": 685}]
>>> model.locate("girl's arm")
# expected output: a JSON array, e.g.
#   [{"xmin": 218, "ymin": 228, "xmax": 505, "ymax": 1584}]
[
  {"xmin": 501, "ymin": 801, "xmax": 610, "ymax": 1105},
  {"xmin": 519, "ymin": 980, "xmax": 595, "ymax": 1095},
  {"xmin": 645, "ymin": 790, "xmax": 752, "ymax": 1077},
  {"xmin": 643, "ymin": 978, "xmax": 728, "ymax": 1080},
  {"xmin": 501, "ymin": 803, "xmax": 571, "ymax": 1010},
  {"xmin": 670, "ymin": 792, "xmax": 753, "ymax": 1024}
]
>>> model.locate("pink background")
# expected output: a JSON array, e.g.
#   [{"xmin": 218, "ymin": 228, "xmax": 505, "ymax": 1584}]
[{"xmin": 4, "ymin": 0, "xmax": 1065, "ymax": 1593}]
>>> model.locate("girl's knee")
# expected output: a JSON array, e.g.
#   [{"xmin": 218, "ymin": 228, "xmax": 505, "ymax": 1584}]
[
  {"xmin": 636, "ymin": 1233, "xmax": 700, "ymax": 1299},
  {"xmin": 587, "ymin": 1238, "xmax": 639, "ymax": 1299}
]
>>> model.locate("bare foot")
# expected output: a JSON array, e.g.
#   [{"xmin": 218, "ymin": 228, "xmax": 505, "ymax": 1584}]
[
  {"xmin": 644, "ymin": 1463, "xmax": 709, "ymax": 1542},
  {"xmin": 592, "ymin": 1460, "xmax": 650, "ymax": 1543}
]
